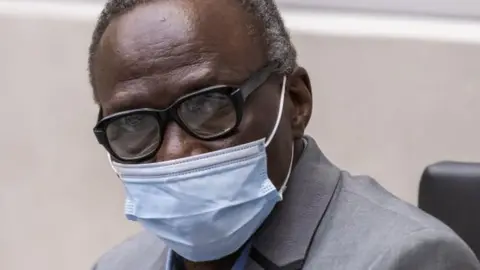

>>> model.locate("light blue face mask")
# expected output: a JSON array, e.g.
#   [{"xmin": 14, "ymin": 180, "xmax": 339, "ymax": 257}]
[{"xmin": 109, "ymin": 76, "xmax": 293, "ymax": 262}]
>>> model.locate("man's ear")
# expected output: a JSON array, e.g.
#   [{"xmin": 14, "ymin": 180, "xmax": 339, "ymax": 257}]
[{"xmin": 287, "ymin": 66, "xmax": 312, "ymax": 139}]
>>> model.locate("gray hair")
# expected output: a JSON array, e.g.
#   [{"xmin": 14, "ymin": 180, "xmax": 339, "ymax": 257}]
[{"xmin": 88, "ymin": 0, "xmax": 297, "ymax": 100}]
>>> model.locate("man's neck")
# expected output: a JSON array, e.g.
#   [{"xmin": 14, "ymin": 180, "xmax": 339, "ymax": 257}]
[{"xmin": 183, "ymin": 250, "xmax": 241, "ymax": 270}]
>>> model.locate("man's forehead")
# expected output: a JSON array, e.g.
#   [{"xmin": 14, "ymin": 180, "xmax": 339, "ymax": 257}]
[
  {"xmin": 99, "ymin": 0, "xmax": 263, "ymax": 55},
  {"xmin": 98, "ymin": 0, "xmax": 265, "ymax": 73},
  {"xmin": 98, "ymin": 2, "xmax": 195, "ymax": 68},
  {"xmin": 93, "ymin": 0, "xmax": 267, "ymax": 111}
]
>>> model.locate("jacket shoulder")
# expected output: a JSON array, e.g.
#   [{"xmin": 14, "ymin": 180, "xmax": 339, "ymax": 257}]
[
  {"xmin": 92, "ymin": 231, "xmax": 167, "ymax": 270},
  {"xmin": 339, "ymin": 172, "xmax": 454, "ymax": 231},
  {"xmin": 371, "ymin": 228, "xmax": 480, "ymax": 269},
  {"xmin": 304, "ymin": 172, "xmax": 479, "ymax": 269}
]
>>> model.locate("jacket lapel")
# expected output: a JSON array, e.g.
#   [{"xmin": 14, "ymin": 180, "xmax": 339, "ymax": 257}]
[{"xmin": 247, "ymin": 136, "xmax": 341, "ymax": 269}]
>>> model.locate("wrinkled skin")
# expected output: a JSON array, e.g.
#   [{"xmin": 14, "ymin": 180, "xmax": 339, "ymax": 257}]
[{"xmin": 91, "ymin": 0, "xmax": 313, "ymax": 269}]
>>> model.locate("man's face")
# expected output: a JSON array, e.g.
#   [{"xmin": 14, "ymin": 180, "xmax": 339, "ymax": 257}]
[{"xmin": 91, "ymin": 0, "xmax": 312, "ymax": 189}]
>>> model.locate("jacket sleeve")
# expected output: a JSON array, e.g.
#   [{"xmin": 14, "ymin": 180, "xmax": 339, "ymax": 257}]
[{"xmin": 370, "ymin": 229, "xmax": 480, "ymax": 270}]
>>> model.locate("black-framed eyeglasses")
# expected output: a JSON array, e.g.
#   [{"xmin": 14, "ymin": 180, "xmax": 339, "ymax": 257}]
[{"xmin": 93, "ymin": 62, "xmax": 279, "ymax": 163}]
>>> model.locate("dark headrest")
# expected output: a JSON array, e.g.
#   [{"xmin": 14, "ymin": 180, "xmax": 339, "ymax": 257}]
[{"xmin": 419, "ymin": 161, "xmax": 480, "ymax": 259}]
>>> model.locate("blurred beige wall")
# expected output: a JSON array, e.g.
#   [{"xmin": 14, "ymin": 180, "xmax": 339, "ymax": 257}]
[{"xmin": 1, "ymin": 6, "xmax": 480, "ymax": 270}]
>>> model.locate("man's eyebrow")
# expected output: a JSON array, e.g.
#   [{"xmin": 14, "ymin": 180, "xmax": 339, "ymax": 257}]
[
  {"xmin": 104, "ymin": 70, "xmax": 238, "ymax": 116},
  {"xmin": 166, "ymin": 65, "xmax": 248, "ymax": 95},
  {"xmin": 103, "ymin": 92, "xmax": 150, "ymax": 116}
]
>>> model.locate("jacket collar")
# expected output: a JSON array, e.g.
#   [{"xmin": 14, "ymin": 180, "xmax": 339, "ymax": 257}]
[{"xmin": 249, "ymin": 136, "xmax": 341, "ymax": 269}]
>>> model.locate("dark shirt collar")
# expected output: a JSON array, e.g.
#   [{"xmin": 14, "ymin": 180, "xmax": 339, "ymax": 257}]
[
  {"xmin": 166, "ymin": 243, "xmax": 252, "ymax": 270},
  {"xmin": 249, "ymin": 136, "xmax": 341, "ymax": 269}
]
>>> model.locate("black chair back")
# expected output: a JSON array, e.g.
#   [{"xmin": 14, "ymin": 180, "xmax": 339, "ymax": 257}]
[{"xmin": 419, "ymin": 161, "xmax": 480, "ymax": 259}]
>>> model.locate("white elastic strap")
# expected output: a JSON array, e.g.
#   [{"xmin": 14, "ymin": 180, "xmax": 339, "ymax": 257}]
[
  {"xmin": 265, "ymin": 76, "xmax": 287, "ymax": 147},
  {"xmin": 279, "ymin": 144, "xmax": 294, "ymax": 199},
  {"xmin": 107, "ymin": 154, "xmax": 119, "ymax": 175}
]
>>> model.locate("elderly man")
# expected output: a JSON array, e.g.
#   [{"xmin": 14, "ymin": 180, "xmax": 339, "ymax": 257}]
[{"xmin": 89, "ymin": 0, "xmax": 479, "ymax": 269}]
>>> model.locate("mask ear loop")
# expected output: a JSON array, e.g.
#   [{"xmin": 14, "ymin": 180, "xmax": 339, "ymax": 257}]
[
  {"xmin": 279, "ymin": 144, "xmax": 294, "ymax": 199},
  {"xmin": 265, "ymin": 76, "xmax": 287, "ymax": 147},
  {"xmin": 107, "ymin": 154, "xmax": 119, "ymax": 175},
  {"xmin": 262, "ymin": 75, "xmax": 293, "ymax": 199}
]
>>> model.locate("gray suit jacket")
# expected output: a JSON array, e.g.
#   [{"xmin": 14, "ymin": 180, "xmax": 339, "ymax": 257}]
[{"xmin": 93, "ymin": 136, "xmax": 480, "ymax": 270}]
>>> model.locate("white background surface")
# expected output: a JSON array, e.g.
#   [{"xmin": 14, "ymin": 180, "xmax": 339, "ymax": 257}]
[
  {"xmin": 278, "ymin": 0, "xmax": 480, "ymax": 18},
  {"xmin": 10, "ymin": 0, "xmax": 480, "ymax": 18}
]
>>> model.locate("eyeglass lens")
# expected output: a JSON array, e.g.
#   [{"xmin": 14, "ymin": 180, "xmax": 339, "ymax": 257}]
[
  {"xmin": 106, "ymin": 114, "xmax": 161, "ymax": 159},
  {"xmin": 177, "ymin": 92, "xmax": 237, "ymax": 138}
]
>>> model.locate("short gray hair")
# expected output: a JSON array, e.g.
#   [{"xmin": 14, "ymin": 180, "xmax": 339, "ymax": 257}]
[{"xmin": 88, "ymin": 0, "xmax": 297, "ymax": 100}]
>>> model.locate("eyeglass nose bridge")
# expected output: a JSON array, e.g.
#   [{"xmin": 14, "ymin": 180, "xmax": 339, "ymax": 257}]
[{"xmin": 155, "ymin": 105, "xmax": 184, "ymax": 133}]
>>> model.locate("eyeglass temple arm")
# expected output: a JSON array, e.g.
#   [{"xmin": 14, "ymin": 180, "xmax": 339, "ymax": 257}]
[{"xmin": 238, "ymin": 63, "xmax": 279, "ymax": 99}]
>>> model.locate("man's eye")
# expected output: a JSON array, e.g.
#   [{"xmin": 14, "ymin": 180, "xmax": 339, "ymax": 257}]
[
  {"xmin": 184, "ymin": 94, "xmax": 230, "ymax": 113},
  {"xmin": 186, "ymin": 103, "xmax": 203, "ymax": 113},
  {"xmin": 123, "ymin": 115, "xmax": 144, "ymax": 126},
  {"xmin": 117, "ymin": 115, "xmax": 146, "ymax": 132},
  {"xmin": 185, "ymin": 96, "xmax": 209, "ymax": 112}
]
